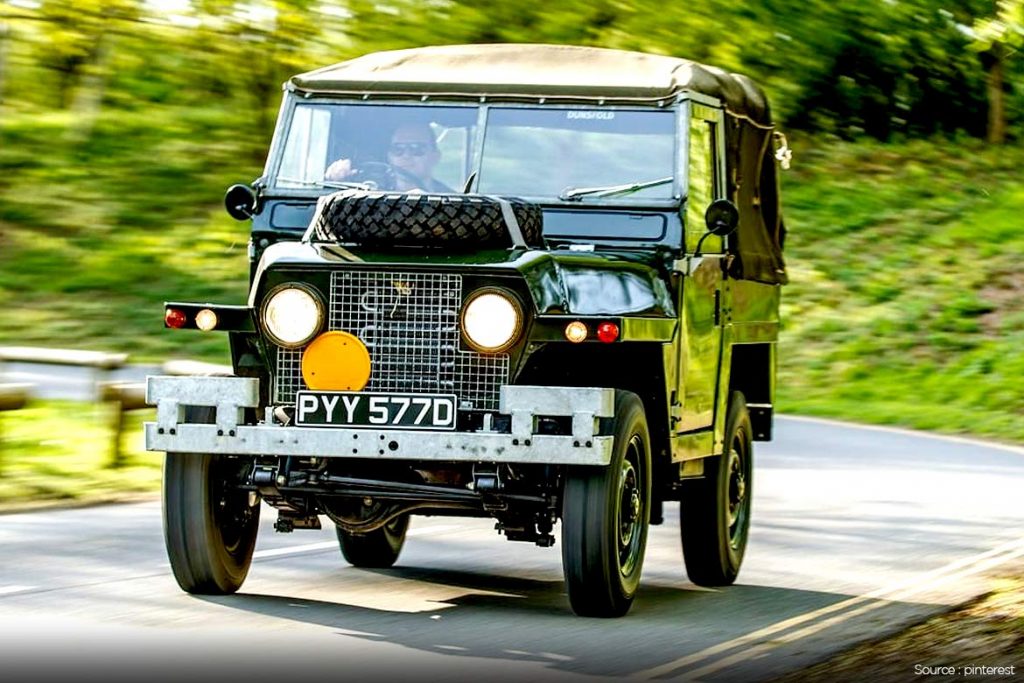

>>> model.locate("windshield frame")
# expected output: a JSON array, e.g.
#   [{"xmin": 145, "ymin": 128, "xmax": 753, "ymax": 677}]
[{"xmin": 263, "ymin": 94, "xmax": 689, "ymax": 209}]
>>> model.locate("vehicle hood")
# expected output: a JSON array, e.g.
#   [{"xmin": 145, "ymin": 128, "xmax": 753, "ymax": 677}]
[{"xmin": 253, "ymin": 242, "xmax": 675, "ymax": 317}]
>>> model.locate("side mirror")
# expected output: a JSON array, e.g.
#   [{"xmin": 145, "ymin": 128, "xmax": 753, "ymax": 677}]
[
  {"xmin": 225, "ymin": 184, "xmax": 257, "ymax": 221},
  {"xmin": 692, "ymin": 199, "xmax": 739, "ymax": 258},
  {"xmin": 704, "ymin": 198, "xmax": 739, "ymax": 236}
]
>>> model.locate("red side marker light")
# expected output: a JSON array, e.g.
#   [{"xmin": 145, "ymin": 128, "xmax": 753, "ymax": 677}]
[
  {"xmin": 165, "ymin": 308, "xmax": 187, "ymax": 329},
  {"xmin": 597, "ymin": 321, "xmax": 619, "ymax": 343}
]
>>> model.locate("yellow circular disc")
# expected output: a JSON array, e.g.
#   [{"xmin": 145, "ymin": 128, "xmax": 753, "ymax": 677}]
[{"xmin": 301, "ymin": 331, "xmax": 371, "ymax": 391}]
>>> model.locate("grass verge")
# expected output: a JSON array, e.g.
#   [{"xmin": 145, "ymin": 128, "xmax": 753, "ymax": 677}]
[
  {"xmin": 0, "ymin": 400, "xmax": 160, "ymax": 512},
  {"xmin": 772, "ymin": 570, "xmax": 1024, "ymax": 682}
]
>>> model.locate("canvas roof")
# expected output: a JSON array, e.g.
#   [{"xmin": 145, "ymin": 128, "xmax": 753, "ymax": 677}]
[{"xmin": 289, "ymin": 43, "xmax": 772, "ymax": 124}]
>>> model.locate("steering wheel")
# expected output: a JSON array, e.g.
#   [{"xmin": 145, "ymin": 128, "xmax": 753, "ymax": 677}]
[{"xmin": 351, "ymin": 162, "xmax": 426, "ymax": 191}]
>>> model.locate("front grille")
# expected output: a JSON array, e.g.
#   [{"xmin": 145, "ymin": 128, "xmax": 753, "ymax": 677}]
[{"xmin": 274, "ymin": 271, "xmax": 510, "ymax": 410}]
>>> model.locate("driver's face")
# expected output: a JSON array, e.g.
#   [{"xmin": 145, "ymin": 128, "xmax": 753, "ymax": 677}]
[{"xmin": 387, "ymin": 124, "xmax": 440, "ymax": 182}]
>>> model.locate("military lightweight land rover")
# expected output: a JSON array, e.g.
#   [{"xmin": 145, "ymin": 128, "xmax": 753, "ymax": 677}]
[{"xmin": 145, "ymin": 44, "xmax": 789, "ymax": 618}]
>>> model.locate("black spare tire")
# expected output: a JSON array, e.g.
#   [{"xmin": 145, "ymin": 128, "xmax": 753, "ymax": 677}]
[{"xmin": 312, "ymin": 190, "xmax": 544, "ymax": 248}]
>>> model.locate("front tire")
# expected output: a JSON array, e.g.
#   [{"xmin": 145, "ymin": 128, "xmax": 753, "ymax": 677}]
[
  {"xmin": 336, "ymin": 514, "xmax": 410, "ymax": 568},
  {"xmin": 680, "ymin": 391, "xmax": 753, "ymax": 586},
  {"xmin": 162, "ymin": 407, "xmax": 260, "ymax": 594},
  {"xmin": 562, "ymin": 390, "xmax": 651, "ymax": 617}
]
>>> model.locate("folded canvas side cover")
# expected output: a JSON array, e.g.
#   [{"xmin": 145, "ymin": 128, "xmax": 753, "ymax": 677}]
[{"xmin": 723, "ymin": 74, "xmax": 788, "ymax": 286}]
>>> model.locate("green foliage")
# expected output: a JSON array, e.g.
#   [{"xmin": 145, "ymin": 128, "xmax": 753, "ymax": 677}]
[
  {"xmin": 777, "ymin": 134, "xmax": 1024, "ymax": 441},
  {"xmin": 971, "ymin": 0, "xmax": 1024, "ymax": 52},
  {"xmin": 3, "ymin": 0, "xmax": 1022, "ymax": 140}
]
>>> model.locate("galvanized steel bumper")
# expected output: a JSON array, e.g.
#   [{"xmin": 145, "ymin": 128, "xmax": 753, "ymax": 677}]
[{"xmin": 144, "ymin": 377, "xmax": 615, "ymax": 465}]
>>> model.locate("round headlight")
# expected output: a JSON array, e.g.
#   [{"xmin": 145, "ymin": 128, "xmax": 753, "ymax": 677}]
[
  {"xmin": 461, "ymin": 289, "xmax": 523, "ymax": 353},
  {"xmin": 261, "ymin": 284, "xmax": 324, "ymax": 348}
]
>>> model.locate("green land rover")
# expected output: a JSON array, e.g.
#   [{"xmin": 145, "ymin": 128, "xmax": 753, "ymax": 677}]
[{"xmin": 145, "ymin": 43, "xmax": 789, "ymax": 617}]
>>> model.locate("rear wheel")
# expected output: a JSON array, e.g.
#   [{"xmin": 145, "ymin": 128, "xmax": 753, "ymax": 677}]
[
  {"xmin": 336, "ymin": 514, "xmax": 410, "ymax": 568},
  {"xmin": 163, "ymin": 407, "xmax": 260, "ymax": 594},
  {"xmin": 680, "ymin": 391, "xmax": 753, "ymax": 586},
  {"xmin": 562, "ymin": 390, "xmax": 651, "ymax": 617}
]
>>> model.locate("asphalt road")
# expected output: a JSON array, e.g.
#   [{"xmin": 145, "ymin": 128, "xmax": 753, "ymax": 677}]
[{"xmin": 1, "ymin": 416, "xmax": 1022, "ymax": 683}]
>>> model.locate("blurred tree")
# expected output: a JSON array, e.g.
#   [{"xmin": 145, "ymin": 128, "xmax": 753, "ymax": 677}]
[
  {"xmin": 1, "ymin": 0, "xmax": 1020, "ymax": 142},
  {"xmin": 182, "ymin": 1, "xmax": 348, "ymax": 142},
  {"xmin": 969, "ymin": 0, "xmax": 1024, "ymax": 143},
  {"xmin": 0, "ymin": 18, "xmax": 9, "ymax": 105},
  {"xmin": 32, "ymin": 0, "xmax": 139, "ymax": 109},
  {"xmin": 746, "ymin": 0, "xmax": 994, "ymax": 139}
]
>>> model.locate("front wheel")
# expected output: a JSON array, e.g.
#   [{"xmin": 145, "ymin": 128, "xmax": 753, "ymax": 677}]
[
  {"xmin": 562, "ymin": 390, "xmax": 651, "ymax": 617},
  {"xmin": 680, "ymin": 391, "xmax": 753, "ymax": 586},
  {"xmin": 336, "ymin": 514, "xmax": 410, "ymax": 568},
  {"xmin": 162, "ymin": 408, "xmax": 260, "ymax": 594}
]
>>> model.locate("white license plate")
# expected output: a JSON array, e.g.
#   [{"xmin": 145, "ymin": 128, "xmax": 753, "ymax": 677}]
[{"xmin": 295, "ymin": 391, "xmax": 457, "ymax": 430}]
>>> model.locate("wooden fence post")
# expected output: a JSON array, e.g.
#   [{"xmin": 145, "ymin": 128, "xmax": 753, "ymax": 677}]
[
  {"xmin": 98, "ymin": 382, "xmax": 146, "ymax": 469},
  {"xmin": 0, "ymin": 384, "xmax": 31, "ymax": 475}
]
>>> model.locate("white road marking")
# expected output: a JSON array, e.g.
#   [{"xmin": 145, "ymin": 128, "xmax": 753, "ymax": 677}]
[
  {"xmin": 253, "ymin": 542, "xmax": 337, "ymax": 559},
  {"xmin": 0, "ymin": 585, "xmax": 36, "ymax": 596},
  {"xmin": 407, "ymin": 524, "xmax": 461, "ymax": 538},
  {"xmin": 251, "ymin": 524, "xmax": 461, "ymax": 560},
  {"xmin": 780, "ymin": 414, "xmax": 1024, "ymax": 456},
  {"xmin": 639, "ymin": 534, "xmax": 1024, "ymax": 680}
]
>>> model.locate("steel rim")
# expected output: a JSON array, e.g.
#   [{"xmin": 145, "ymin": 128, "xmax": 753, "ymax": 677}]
[
  {"xmin": 617, "ymin": 434, "xmax": 645, "ymax": 575},
  {"xmin": 211, "ymin": 457, "xmax": 255, "ymax": 556},
  {"xmin": 726, "ymin": 430, "xmax": 749, "ymax": 549}
]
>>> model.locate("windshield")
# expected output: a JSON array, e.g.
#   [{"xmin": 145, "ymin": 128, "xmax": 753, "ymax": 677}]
[
  {"xmin": 272, "ymin": 102, "xmax": 678, "ymax": 202},
  {"xmin": 477, "ymin": 108, "xmax": 676, "ymax": 199},
  {"xmin": 276, "ymin": 104, "xmax": 476, "ymax": 193}
]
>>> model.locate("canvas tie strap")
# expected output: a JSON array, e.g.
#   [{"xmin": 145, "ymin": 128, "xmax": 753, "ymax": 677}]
[
  {"xmin": 494, "ymin": 197, "xmax": 528, "ymax": 249},
  {"xmin": 303, "ymin": 192, "xmax": 364, "ymax": 262}
]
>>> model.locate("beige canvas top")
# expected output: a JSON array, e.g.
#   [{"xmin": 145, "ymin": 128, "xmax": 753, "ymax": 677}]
[{"xmin": 289, "ymin": 44, "xmax": 771, "ymax": 124}]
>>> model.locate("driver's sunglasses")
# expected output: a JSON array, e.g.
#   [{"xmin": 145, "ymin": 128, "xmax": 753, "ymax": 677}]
[{"xmin": 388, "ymin": 142, "xmax": 431, "ymax": 157}]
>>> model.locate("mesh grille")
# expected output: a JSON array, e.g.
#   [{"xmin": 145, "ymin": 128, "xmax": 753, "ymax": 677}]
[{"xmin": 274, "ymin": 271, "xmax": 509, "ymax": 410}]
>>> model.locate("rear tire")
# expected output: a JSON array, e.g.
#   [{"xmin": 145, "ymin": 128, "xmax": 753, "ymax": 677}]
[
  {"xmin": 163, "ymin": 407, "xmax": 260, "ymax": 594},
  {"xmin": 680, "ymin": 391, "xmax": 753, "ymax": 586},
  {"xmin": 562, "ymin": 390, "xmax": 651, "ymax": 617},
  {"xmin": 336, "ymin": 514, "xmax": 410, "ymax": 568}
]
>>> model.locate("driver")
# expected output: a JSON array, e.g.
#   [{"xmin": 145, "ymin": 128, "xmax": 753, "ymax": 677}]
[
  {"xmin": 324, "ymin": 122, "xmax": 454, "ymax": 192},
  {"xmin": 385, "ymin": 123, "xmax": 454, "ymax": 192}
]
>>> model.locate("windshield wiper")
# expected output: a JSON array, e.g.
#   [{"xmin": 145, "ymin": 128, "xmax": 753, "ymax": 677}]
[
  {"xmin": 275, "ymin": 177, "xmax": 373, "ymax": 191},
  {"xmin": 558, "ymin": 176, "xmax": 674, "ymax": 201}
]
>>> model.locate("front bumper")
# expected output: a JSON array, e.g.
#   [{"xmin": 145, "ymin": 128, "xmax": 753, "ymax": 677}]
[{"xmin": 144, "ymin": 377, "xmax": 615, "ymax": 466}]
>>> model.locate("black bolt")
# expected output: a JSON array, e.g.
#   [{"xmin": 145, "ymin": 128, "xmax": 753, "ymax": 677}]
[
  {"xmin": 512, "ymin": 438, "xmax": 519, "ymax": 446},
  {"xmin": 229, "ymin": 430, "xmax": 236, "ymax": 437},
  {"xmin": 157, "ymin": 428, "xmax": 165, "ymax": 435},
  {"xmin": 169, "ymin": 428, "xmax": 176, "ymax": 435},
  {"xmin": 217, "ymin": 429, "xmax": 224, "ymax": 436},
  {"xmin": 388, "ymin": 441, "xmax": 399, "ymax": 451},
  {"xmin": 573, "ymin": 440, "xmax": 580, "ymax": 447},
  {"xmin": 586, "ymin": 440, "xmax": 593, "ymax": 448},
  {"xmin": 524, "ymin": 439, "xmax": 532, "ymax": 446},
  {"xmin": 378, "ymin": 449, "xmax": 385, "ymax": 455}
]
